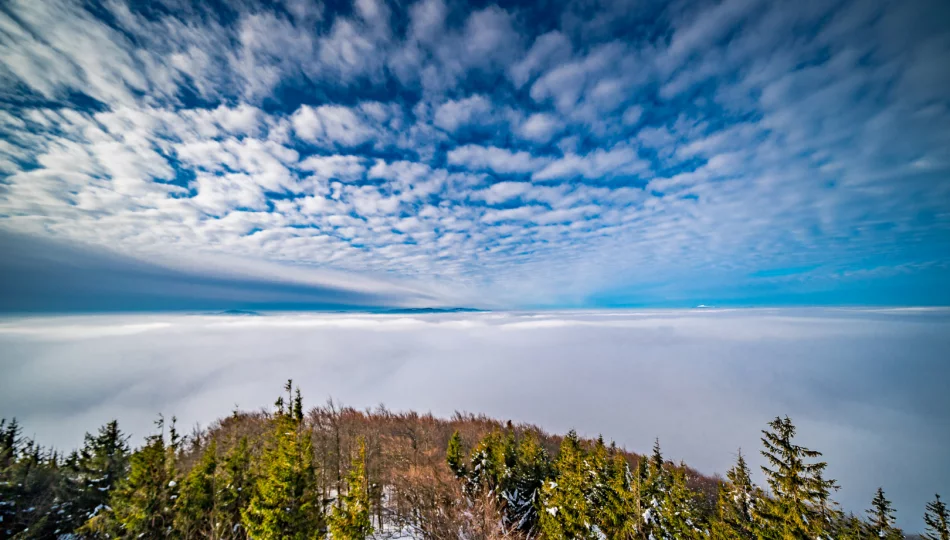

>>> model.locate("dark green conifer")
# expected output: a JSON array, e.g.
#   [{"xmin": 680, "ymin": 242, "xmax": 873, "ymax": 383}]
[
  {"xmin": 538, "ymin": 430, "xmax": 597, "ymax": 540},
  {"xmin": 831, "ymin": 513, "xmax": 867, "ymax": 540},
  {"xmin": 446, "ymin": 430, "xmax": 466, "ymax": 479},
  {"xmin": 328, "ymin": 437, "xmax": 373, "ymax": 539},
  {"xmin": 756, "ymin": 416, "xmax": 838, "ymax": 540},
  {"xmin": 712, "ymin": 451, "xmax": 758, "ymax": 540},
  {"xmin": 465, "ymin": 429, "xmax": 509, "ymax": 498},
  {"xmin": 242, "ymin": 384, "xmax": 324, "ymax": 539},
  {"xmin": 596, "ymin": 448, "xmax": 637, "ymax": 540},
  {"xmin": 174, "ymin": 440, "xmax": 217, "ymax": 538},
  {"xmin": 215, "ymin": 436, "xmax": 254, "ymax": 539},
  {"xmin": 66, "ymin": 420, "xmax": 130, "ymax": 534},
  {"xmin": 924, "ymin": 494, "xmax": 950, "ymax": 540},
  {"xmin": 505, "ymin": 432, "xmax": 552, "ymax": 536},
  {"xmin": 866, "ymin": 487, "xmax": 902, "ymax": 540},
  {"xmin": 103, "ymin": 417, "xmax": 179, "ymax": 539}
]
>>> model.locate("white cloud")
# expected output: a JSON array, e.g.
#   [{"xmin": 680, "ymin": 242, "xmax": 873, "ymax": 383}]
[
  {"xmin": 292, "ymin": 105, "xmax": 376, "ymax": 147},
  {"xmin": 447, "ymin": 144, "xmax": 550, "ymax": 174},
  {"xmin": 517, "ymin": 113, "xmax": 564, "ymax": 143},
  {"xmin": 471, "ymin": 181, "xmax": 533, "ymax": 204},
  {"xmin": 433, "ymin": 94, "xmax": 495, "ymax": 132},
  {"xmin": 533, "ymin": 146, "xmax": 649, "ymax": 180},
  {"xmin": 0, "ymin": 0, "xmax": 948, "ymax": 315}
]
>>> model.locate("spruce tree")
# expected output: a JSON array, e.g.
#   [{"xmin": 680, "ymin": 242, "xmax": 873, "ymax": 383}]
[
  {"xmin": 866, "ymin": 487, "xmax": 902, "ymax": 540},
  {"xmin": 831, "ymin": 513, "xmax": 867, "ymax": 540},
  {"xmin": 215, "ymin": 436, "xmax": 253, "ymax": 539},
  {"xmin": 538, "ymin": 430, "xmax": 597, "ymax": 540},
  {"xmin": 663, "ymin": 466, "xmax": 706, "ymax": 539},
  {"xmin": 596, "ymin": 448, "xmax": 637, "ymax": 540},
  {"xmin": 712, "ymin": 451, "xmax": 758, "ymax": 540},
  {"xmin": 446, "ymin": 430, "xmax": 466, "ymax": 479},
  {"xmin": 505, "ymin": 432, "xmax": 552, "ymax": 536},
  {"xmin": 70, "ymin": 420, "xmax": 130, "ymax": 531},
  {"xmin": 242, "ymin": 383, "xmax": 324, "ymax": 539},
  {"xmin": 174, "ymin": 440, "xmax": 217, "ymax": 538},
  {"xmin": 757, "ymin": 416, "xmax": 837, "ymax": 540},
  {"xmin": 924, "ymin": 494, "xmax": 950, "ymax": 540},
  {"xmin": 466, "ymin": 430, "xmax": 509, "ymax": 498},
  {"xmin": 328, "ymin": 437, "xmax": 373, "ymax": 539},
  {"xmin": 0, "ymin": 418, "xmax": 22, "ymax": 535},
  {"xmin": 104, "ymin": 417, "xmax": 180, "ymax": 539},
  {"xmin": 638, "ymin": 440, "xmax": 705, "ymax": 540},
  {"xmin": 639, "ymin": 439, "xmax": 668, "ymax": 539},
  {"xmin": 0, "ymin": 433, "xmax": 72, "ymax": 538}
]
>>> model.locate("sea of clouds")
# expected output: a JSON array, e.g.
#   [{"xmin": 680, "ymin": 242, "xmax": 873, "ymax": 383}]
[{"xmin": 1, "ymin": 308, "xmax": 948, "ymax": 530}]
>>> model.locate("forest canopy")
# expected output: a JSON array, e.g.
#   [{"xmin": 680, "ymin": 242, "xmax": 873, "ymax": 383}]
[{"xmin": 1, "ymin": 382, "xmax": 946, "ymax": 539}]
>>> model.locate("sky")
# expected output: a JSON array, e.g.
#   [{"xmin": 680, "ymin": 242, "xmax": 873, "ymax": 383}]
[
  {"xmin": 1, "ymin": 308, "xmax": 948, "ymax": 531},
  {"xmin": 1, "ymin": 0, "xmax": 949, "ymax": 310}
]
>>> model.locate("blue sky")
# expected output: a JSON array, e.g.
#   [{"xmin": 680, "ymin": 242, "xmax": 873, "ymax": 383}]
[{"xmin": 1, "ymin": 0, "xmax": 949, "ymax": 310}]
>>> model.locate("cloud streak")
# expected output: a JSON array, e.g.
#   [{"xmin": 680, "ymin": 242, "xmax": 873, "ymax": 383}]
[{"xmin": 0, "ymin": 0, "xmax": 948, "ymax": 308}]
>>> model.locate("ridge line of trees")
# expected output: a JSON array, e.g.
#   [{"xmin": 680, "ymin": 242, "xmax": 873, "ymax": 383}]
[{"xmin": 1, "ymin": 384, "xmax": 947, "ymax": 539}]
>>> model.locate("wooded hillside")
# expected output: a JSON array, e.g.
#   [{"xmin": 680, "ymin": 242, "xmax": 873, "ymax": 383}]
[{"xmin": 1, "ymin": 382, "xmax": 946, "ymax": 539}]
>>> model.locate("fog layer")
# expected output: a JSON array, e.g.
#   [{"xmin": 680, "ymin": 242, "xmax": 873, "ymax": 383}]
[{"xmin": 1, "ymin": 308, "xmax": 947, "ymax": 530}]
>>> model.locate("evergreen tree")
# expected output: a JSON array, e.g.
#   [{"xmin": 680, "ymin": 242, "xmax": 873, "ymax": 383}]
[
  {"xmin": 0, "ymin": 418, "xmax": 22, "ymax": 535},
  {"xmin": 538, "ymin": 430, "xmax": 597, "ymax": 540},
  {"xmin": 174, "ymin": 440, "xmax": 217, "ymax": 538},
  {"xmin": 866, "ymin": 487, "xmax": 902, "ymax": 540},
  {"xmin": 639, "ymin": 440, "xmax": 705, "ymax": 540},
  {"xmin": 242, "ymin": 384, "xmax": 324, "ymax": 540},
  {"xmin": 449, "ymin": 427, "xmax": 552, "ymax": 536},
  {"xmin": 831, "ymin": 513, "xmax": 867, "ymax": 540},
  {"xmin": 465, "ymin": 429, "xmax": 509, "ymax": 498},
  {"xmin": 757, "ymin": 416, "xmax": 837, "ymax": 540},
  {"xmin": 663, "ymin": 466, "xmax": 706, "ymax": 539},
  {"xmin": 639, "ymin": 439, "xmax": 667, "ymax": 539},
  {"xmin": 102, "ymin": 417, "xmax": 180, "ymax": 539},
  {"xmin": 328, "ymin": 437, "xmax": 373, "ymax": 539},
  {"xmin": 595, "ymin": 448, "xmax": 637, "ymax": 540},
  {"xmin": 215, "ymin": 436, "xmax": 254, "ymax": 539},
  {"xmin": 712, "ymin": 451, "xmax": 758, "ymax": 540},
  {"xmin": 505, "ymin": 432, "xmax": 552, "ymax": 537},
  {"xmin": 69, "ymin": 420, "xmax": 130, "ymax": 532},
  {"xmin": 0, "ymin": 432, "xmax": 72, "ymax": 538},
  {"xmin": 446, "ymin": 430, "xmax": 466, "ymax": 479},
  {"xmin": 924, "ymin": 494, "xmax": 950, "ymax": 540}
]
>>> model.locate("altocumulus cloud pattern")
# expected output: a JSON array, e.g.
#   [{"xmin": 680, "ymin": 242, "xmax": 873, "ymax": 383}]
[{"xmin": 1, "ymin": 0, "xmax": 949, "ymax": 308}]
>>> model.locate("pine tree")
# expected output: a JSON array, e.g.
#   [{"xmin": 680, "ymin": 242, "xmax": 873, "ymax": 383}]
[
  {"xmin": 866, "ymin": 487, "xmax": 902, "ymax": 540},
  {"xmin": 174, "ymin": 440, "xmax": 217, "ymax": 538},
  {"xmin": 663, "ymin": 466, "xmax": 706, "ymax": 539},
  {"xmin": 215, "ymin": 436, "xmax": 253, "ymax": 539},
  {"xmin": 104, "ymin": 417, "xmax": 180, "ymax": 539},
  {"xmin": 923, "ymin": 494, "xmax": 950, "ymax": 540},
  {"xmin": 712, "ymin": 451, "xmax": 758, "ymax": 540},
  {"xmin": 639, "ymin": 440, "xmax": 705, "ymax": 540},
  {"xmin": 0, "ymin": 432, "xmax": 72, "ymax": 538},
  {"xmin": 538, "ymin": 430, "xmax": 597, "ymax": 540},
  {"xmin": 757, "ymin": 416, "xmax": 838, "ymax": 540},
  {"xmin": 466, "ymin": 429, "xmax": 509, "ymax": 498},
  {"xmin": 639, "ymin": 439, "xmax": 667, "ymax": 539},
  {"xmin": 505, "ymin": 432, "xmax": 552, "ymax": 537},
  {"xmin": 0, "ymin": 418, "xmax": 22, "ymax": 535},
  {"xmin": 329, "ymin": 437, "xmax": 373, "ymax": 539},
  {"xmin": 242, "ymin": 383, "xmax": 324, "ymax": 539},
  {"xmin": 446, "ymin": 430, "xmax": 466, "ymax": 479},
  {"xmin": 831, "ymin": 513, "xmax": 867, "ymax": 540},
  {"xmin": 69, "ymin": 420, "xmax": 130, "ymax": 531},
  {"xmin": 596, "ymin": 448, "xmax": 637, "ymax": 540}
]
